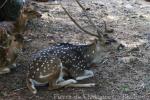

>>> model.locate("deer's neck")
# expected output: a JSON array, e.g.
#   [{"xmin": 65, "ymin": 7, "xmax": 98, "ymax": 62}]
[
  {"xmin": 14, "ymin": 14, "xmax": 28, "ymax": 33},
  {"xmin": 6, "ymin": 45, "xmax": 18, "ymax": 62}
]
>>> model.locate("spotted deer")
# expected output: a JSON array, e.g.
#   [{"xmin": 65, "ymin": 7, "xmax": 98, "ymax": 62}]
[
  {"xmin": 26, "ymin": 40, "xmax": 99, "ymax": 94},
  {"xmin": 27, "ymin": 40, "xmax": 123, "ymax": 94},
  {"xmin": 27, "ymin": 0, "xmax": 124, "ymax": 94}
]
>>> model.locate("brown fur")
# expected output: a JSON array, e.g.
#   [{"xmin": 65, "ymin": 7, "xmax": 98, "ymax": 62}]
[{"xmin": 26, "ymin": 41, "xmax": 98, "ymax": 94}]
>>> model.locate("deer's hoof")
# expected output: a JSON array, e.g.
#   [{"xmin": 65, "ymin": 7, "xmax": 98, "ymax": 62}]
[
  {"xmin": 70, "ymin": 79, "xmax": 77, "ymax": 84},
  {"xmin": 0, "ymin": 67, "xmax": 10, "ymax": 74},
  {"xmin": 32, "ymin": 89, "xmax": 37, "ymax": 94}
]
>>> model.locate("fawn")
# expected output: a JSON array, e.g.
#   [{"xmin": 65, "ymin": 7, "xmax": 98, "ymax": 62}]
[{"xmin": 26, "ymin": 40, "xmax": 99, "ymax": 94}]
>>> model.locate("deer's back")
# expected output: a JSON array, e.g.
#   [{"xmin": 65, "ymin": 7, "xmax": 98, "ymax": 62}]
[{"xmin": 32, "ymin": 43, "xmax": 93, "ymax": 77}]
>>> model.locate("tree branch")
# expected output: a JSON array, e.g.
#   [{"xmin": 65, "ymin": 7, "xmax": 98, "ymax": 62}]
[{"xmin": 60, "ymin": 3, "xmax": 99, "ymax": 37}]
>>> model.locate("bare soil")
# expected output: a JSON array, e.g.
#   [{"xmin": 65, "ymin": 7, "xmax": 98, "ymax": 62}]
[{"xmin": 0, "ymin": 0, "xmax": 150, "ymax": 100}]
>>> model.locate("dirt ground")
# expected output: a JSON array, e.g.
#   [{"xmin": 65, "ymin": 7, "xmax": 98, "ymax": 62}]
[{"xmin": 0, "ymin": 0, "xmax": 150, "ymax": 100}]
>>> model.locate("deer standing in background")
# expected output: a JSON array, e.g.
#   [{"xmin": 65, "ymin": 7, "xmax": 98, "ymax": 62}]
[{"xmin": 0, "ymin": 4, "xmax": 41, "ymax": 74}]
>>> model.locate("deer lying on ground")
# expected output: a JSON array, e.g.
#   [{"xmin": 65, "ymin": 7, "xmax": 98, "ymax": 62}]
[
  {"xmin": 0, "ymin": 4, "xmax": 41, "ymax": 74},
  {"xmin": 27, "ymin": 0, "xmax": 124, "ymax": 94},
  {"xmin": 27, "ymin": 40, "xmax": 97, "ymax": 94},
  {"xmin": 26, "ymin": 38, "xmax": 123, "ymax": 94}
]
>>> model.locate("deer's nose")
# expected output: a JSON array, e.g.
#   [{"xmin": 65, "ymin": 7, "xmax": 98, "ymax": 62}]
[{"xmin": 38, "ymin": 13, "xmax": 42, "ymax": 18}]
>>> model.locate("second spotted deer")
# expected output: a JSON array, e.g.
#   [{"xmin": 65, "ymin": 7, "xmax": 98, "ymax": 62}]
[{"xmin": 0, "ymin": 2, "xmax": 41, "ymax": 74}]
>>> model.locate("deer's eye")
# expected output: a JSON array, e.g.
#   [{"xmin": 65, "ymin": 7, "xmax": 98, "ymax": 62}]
[{"xmin": 14, "ymin": 39, "xmax": 17, "ymax": 42}]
